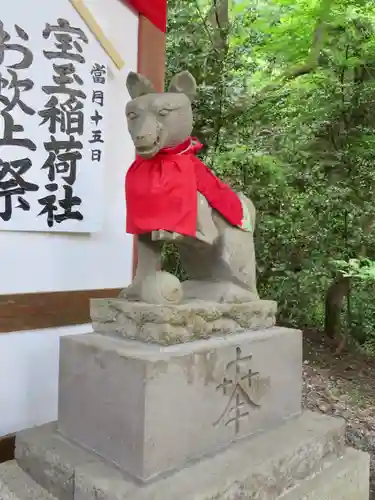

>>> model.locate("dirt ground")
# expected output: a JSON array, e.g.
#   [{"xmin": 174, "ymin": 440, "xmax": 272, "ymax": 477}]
[{"xmin": 302, "ymin": 330, "xmax": 375, "ymax": 498}]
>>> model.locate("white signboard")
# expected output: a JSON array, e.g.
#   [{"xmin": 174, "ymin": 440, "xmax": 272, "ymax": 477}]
[{"xmin": 0, "ymin": 2, "xmax": 107, "ymax": 232}]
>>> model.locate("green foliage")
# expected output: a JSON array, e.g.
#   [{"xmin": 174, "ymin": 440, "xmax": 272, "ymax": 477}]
[
  {"xmin": 333, "ymin": 258, "xmax": 375, "ymax": 280},
  {"xmin": 165, "ymin": 0, "xmax": 375, "ymax": 350}
]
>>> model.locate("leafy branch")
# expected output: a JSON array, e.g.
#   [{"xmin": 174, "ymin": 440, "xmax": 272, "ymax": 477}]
[
  {"xmin": 332, "ymin": 258, "xmax": 375, "ymax": 280},
  {"xmin": 249, "ymin": 0, "xmax": 335, "ymax": 103}
]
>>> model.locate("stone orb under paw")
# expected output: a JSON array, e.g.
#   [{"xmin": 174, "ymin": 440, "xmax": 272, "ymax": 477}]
[{"xmin": 140, "ymin": 271, "xmax": 183, "ymax": 304}]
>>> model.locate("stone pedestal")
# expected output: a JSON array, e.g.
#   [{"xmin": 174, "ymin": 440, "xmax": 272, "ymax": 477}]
[
  {"xmin": 0, "ymin": 298, "xmax": 370, "ymax": 499},
  {"xmin": 90, "ymin": 298, "xmax": 278, "ymax": 344},
  {"xmin": 58, "ymin": 327, "xmax": 301, "ymax": 481}
]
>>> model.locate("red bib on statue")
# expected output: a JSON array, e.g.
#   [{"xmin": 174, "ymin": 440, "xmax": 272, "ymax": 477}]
[{"xmin": 125, "ymin": 138, "xmax": 243, "ymax": 237}]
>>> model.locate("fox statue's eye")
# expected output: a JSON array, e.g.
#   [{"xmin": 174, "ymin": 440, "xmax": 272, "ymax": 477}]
[
  {"xmin": 158, "ymin": 108, "xmax": 170, "ymax": 117},
  {"xmin": 127, "ymin": 112, "xmax": 137, "ymax": 120}
]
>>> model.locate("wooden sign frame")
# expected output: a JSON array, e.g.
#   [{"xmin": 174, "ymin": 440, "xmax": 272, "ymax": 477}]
[{"xmin": 70, "ymin": 0, "xmax": 125, "ymax": 69}]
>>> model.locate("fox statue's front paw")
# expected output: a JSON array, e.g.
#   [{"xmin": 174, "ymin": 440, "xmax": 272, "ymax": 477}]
[
  {"xmin": 140, "ymin": 271, "xmax": 183, "ymax": 304},
  {"xmin": 119, "ymin": 272, "xmax": 183, "ymax": 305}
]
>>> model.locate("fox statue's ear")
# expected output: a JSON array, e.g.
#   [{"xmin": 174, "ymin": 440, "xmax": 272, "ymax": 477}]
[
  {"xmin": 126, "ymin": 72, "xmax": 155, "ymax": 99},
  {"xmin": 168, "ymin": 71, "xmax": 196, "ymax": 101}
]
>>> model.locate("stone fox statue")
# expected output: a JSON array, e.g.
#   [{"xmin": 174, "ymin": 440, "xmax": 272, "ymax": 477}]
[{"xmin": 121, "ymin": 70, "xmax": 259, "ymax": 305}]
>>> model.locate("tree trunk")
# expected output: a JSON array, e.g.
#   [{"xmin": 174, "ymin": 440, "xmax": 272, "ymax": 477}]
[{"xmin": 324, "ymin": 276, "xmax": 350, "ymax": 339}]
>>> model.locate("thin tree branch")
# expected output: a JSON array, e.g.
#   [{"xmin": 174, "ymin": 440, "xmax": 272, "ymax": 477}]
[
  {"xmin": 247, "ymin": 0, "xmax": 334, "ymax": 106},
  {"xmin": 211, "ymin": 0, "xmax": 229, "ymax": 50},
  {"xmin": 192, "ymin": 0, "xmax": 220, "ymax": 55},
  {"xmin": 259, "ymin": 19, "xmax": 327, "ymax": 96}
]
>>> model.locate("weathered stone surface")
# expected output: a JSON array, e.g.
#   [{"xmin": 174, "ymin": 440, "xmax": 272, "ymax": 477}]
[
  {"xmin": 0, "ymin": 460, "xmax": 56, "ymax": 500},
  {"xmin": 16, "ymin": 423, "xmax": 102, "ymax": 500},
  {"xmin": 90, "ymin": 298, "xmax": 277, "ymax": 344},
  {"xmin": 281, "ymin": 448, "xmax": 369, "ymax": 500},
  {"xmin": 58, "ymin": 327, "xmax": 301, "ymax": 482},
  {"xmin": 14, "ymin": 412, "xmax": 347, "ymax": 500},
  {"xmin": 73, "ymin": 411, "xmax": 347, "ymax": 500},
  {"xmin": 75, "ymin": 451, "xmax": 369, "ymax": 500}
]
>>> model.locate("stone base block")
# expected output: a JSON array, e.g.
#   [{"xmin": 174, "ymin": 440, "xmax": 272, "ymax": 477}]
[
  {"xmin": 3, "ymin": 449, "xmax": 369, "ymax": 500},
  {"xmin": 0, "ymin": 460, "xmax": 57, "ymax": 500},
  {"xmin": 58, "ymin": 327, "xmax": 301, "ymax": 482},
  {"xmin": 90, "ymin": 298, "xmax": 277, "ymax": 344},
  {"xmin": 14, "ymin": 412, "xmax": 361, "ymax": 500},
  {"xmin": 75, "ymin": 449, "xmax": 369, "ymax": 500},
  {"xmin": 281, "ymin": 448, "xmax": 369, "ymax": 500},
  {"xmin": 15, "ymin": 425, "xmax": 100, "ymax": 500}
]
